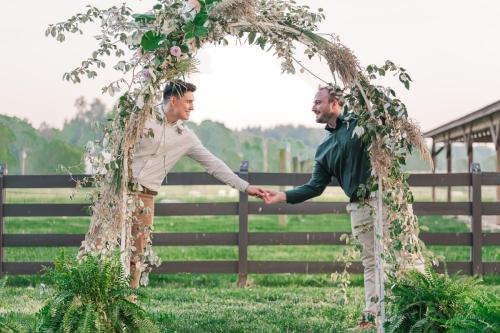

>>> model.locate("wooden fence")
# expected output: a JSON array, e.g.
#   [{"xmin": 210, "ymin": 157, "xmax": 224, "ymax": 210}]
[{"xmin": 0, "ymin": 162, "xmax": 499, "ymax": 285}]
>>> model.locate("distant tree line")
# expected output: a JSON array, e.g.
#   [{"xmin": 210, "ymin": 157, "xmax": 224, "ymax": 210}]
[{"xmin": 0, "ymin": 98, "xmax": 497, "ymax": 175}]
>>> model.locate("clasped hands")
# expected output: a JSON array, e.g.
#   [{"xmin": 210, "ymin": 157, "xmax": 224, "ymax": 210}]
[{"xmin": 245, "ymin": 186, "xmax": 285, "ymax": 204}]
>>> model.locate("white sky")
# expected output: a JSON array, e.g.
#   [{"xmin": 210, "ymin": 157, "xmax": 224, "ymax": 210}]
[{"xmin": 0, "ymin": 0, "xmax": 499, "ymax": 131}]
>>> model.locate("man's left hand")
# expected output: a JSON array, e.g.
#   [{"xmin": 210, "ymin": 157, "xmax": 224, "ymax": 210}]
[{"xmin": 246, "ymin": 185, "xmax": 269, "ymax": 200}]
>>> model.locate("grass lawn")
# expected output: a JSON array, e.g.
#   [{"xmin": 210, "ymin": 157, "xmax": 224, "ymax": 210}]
[
  {"xmin": 2, "ymin": 273, "xmax": 499, "ymax": 333},
  {"xmin": 1, "ymin": 189, "xmax": 499, "ymax": 332},
  {"xmin": 1, "ymin": 274, "xmax": 367, "ymax": 332}
]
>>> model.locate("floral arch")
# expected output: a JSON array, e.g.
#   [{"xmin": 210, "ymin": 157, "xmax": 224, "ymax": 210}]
[{"xmin": 48, "ymin": 0, "xmax": 432, "ymax": 328}]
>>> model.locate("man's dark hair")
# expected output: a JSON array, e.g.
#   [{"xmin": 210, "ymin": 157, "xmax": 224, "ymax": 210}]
[{"xmin": 163, "ymin": 81, "xmax": 196, "ymax": 102}]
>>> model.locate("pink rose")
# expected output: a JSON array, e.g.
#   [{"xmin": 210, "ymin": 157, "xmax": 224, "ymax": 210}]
[
  {"xmin": 188, "ymin": 0, "xmax": 201, "ymax": 12},
  {"xmin": 170, "ymin": 46, "xmax": 182, "ymax": 58}
]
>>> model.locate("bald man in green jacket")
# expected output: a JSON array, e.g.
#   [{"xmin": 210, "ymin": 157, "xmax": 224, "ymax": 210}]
[{"xmin": 264, "ymin": 86, "xmax": 416, "ymax": 329}]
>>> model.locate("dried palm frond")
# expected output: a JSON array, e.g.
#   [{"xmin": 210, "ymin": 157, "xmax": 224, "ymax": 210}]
[
  {"xmin": 162, "ymin": 57, "xmax": 199, "ymax": 80},
  {"xmin": 320, "ymin": 42, "xmax": 360, "ymax": 86},
  {"xmin": 402, "ymin": 119, "xmax": 434, "ymax": 170},
  {"xmin": 209, "ymin": 0, "xmax": 258, "ymax": 21},
  {"xmin": 369, "ymin": 141, "xmax": 392, "ymax": 178}
]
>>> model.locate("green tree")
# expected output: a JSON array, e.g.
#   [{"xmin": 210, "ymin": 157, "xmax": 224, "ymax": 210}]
[
  {"xmin": 0, "ymin": 123, "xmax": 17, "ymax": 170},
  {"xmin": 27, "ymin": 138, "xmax": 85, "ymax": 174},
  {"xmin": 57, "ymin": 97, "xmax": 106, "ymax": 147},
  {"xmin": 0, "ymin": 115, "xmax": 39, "ymax": 174},
  {"xmin": 0, "ymin": 114, "xmax": 85, "ymax": 174}
]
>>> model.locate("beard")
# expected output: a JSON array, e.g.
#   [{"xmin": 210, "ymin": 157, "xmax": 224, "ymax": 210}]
[{"xmin": 315, "ymin": 114, "xmax": 328, "ymax": 124}]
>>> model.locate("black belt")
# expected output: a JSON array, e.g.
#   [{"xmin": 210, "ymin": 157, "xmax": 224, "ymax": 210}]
[{"xmin": 141, "ymin": 186, "xmax": 158, "ymax": 196}]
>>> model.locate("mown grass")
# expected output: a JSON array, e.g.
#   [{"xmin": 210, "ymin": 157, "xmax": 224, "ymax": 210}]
[
  {"xmin": 1, "ymin": 274, "xmax": 367, "ymax": 332},
  {"xmin": 2, "ymin": 273, "xmax": 499, "ymax": 332}
]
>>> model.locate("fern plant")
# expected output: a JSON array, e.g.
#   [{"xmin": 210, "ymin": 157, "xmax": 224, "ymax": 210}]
[
  {"xmin": 385, "ymin": 268, "xmax": 499, "ymax": 333},
  {"xmin": 446, "ymin": 293, "xmax": 500, "ymax": 333},
  {"xmin": 0, "ymin": 316, "xmax": 22, "ymax": 333},
  {"xmin": 36, "ymin": 252, "xmax": 160, "ymax": 333}
]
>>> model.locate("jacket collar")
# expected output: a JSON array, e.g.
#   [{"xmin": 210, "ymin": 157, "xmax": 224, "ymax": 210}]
[
  {"xmin": 324, "ymin": 116, "xmax": 344, "ymax": 133},
  {"xmin": 166, "ymin": 119, "xmax": 185, "ymax": 134}
]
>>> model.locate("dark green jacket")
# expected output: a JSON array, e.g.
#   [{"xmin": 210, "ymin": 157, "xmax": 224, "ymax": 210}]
[{"xmin": 285, "ymin": 115, "xmax": 371, "ymax": 203}]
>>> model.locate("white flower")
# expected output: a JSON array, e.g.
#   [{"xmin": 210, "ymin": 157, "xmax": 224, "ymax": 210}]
[
  {"xmin": 161, "ymin": 21, "xmax": 176, "ymax": 35},
  {"xmin": 125, "ymin": 32, "xmax": 142, "ymax": 46},
  {"xmin": 352, "ymin": 125, "xmax": 365, "ymax": 138},
  {"xmin": 136, "ymin": 94, "xmax": 145, "ymax": 108},
  {"xmin": 173, "ymin": 120, "xmax": 185, "ymax": 134},
  {"xmin": 181, "ymin": 0, "xmax": 201, "ymax": 20}
]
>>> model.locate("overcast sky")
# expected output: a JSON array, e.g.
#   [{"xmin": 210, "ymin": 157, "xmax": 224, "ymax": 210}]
[{"xmin": 0, "ymin": 0, "xmax": 499, "ymax": 132}]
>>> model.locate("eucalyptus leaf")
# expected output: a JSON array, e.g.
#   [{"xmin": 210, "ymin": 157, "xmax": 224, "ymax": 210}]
[{"xmin": 248, "ymin": 31, "xmax": 257, "ymax": 44}]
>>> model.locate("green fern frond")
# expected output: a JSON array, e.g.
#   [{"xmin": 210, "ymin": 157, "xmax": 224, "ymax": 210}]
[
  {"xmin": 0, "ymin": 316, "xmax": 22, "ymax": 333},
  {"xmin": 385, "ymin": 269, "xmax": 498, "ymax": 333},
  {"xmin": 35, "ymin": 251, "xmax": 160, "ymax": 333}
]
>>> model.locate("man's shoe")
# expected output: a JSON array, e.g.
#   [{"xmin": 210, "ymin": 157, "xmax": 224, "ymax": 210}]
[{"xmin": 357, "ymin": 312, "xmax": 376, "ymax": 330}]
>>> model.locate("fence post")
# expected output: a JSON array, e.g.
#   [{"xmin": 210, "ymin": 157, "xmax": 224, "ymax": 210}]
[
  {"xmin": 237, "ymin": 161, "xmax": 249, "ymax": 287},
  {"xmin": 0, "ymin": 164, "xmax": 7, "ymax": 277},
  {"xmin": 471, "ymin": 162, "xmax": 482, "ymax": 275},
  {"xmin": 279, "ymin": 149, "xmax": 288, "ymax": 226}
]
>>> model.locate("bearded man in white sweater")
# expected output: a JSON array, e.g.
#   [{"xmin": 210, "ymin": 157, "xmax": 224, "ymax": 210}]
[{"xmin": 129, "ymin": 81, "xmax": 266, "ymax": 288}]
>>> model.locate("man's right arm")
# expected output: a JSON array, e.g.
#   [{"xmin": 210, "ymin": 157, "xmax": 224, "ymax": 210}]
[
  {"xmin": 265, "ymin": 161, "xmax": 332, "ymax": 204},
  {"xmin": 284, "ymin": 161, "xmax": 332, "ymax": 204}
]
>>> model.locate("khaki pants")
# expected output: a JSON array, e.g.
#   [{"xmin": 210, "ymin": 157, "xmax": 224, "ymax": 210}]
[
  {"xmin": 346, "ymin": 201, "xmax": 425, "ymax": 315},
  {"xmin": 130, "ymin": 192, "xmax": 155, "ymax": 289}
]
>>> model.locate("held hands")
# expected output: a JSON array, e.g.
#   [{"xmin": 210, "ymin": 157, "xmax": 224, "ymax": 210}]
[
  {"xmin": 262, "ymin": 190, "xmax": 286, "ymax": 204},
  {"xmin": 245, "ymin": 186, "xmax": 286, "ymax": 204},
  {"xmin": 245, "ymin": 185, "xmax": 269, "ymax": 200}
]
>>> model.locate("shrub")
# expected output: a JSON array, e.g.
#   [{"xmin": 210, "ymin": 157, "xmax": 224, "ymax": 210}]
[
  {"xmin": 385, "ymin": 268, "xmax": 499, "ymax": 333},
  {"xmin": 36, "ymin": 252, "xmax": 160, "ymax": 333}
]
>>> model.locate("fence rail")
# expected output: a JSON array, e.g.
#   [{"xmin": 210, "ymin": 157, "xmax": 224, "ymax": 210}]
[{"xmin": 1, "ymin": 163, "xmax": 499, "ymax": 281}]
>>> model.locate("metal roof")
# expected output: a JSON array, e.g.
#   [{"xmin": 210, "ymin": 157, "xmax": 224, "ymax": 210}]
[{"xmin": 424, "ymin": 100, "xmax": 500, "ymax": 143}]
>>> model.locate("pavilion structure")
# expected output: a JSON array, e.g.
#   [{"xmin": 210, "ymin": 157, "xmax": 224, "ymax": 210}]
[{"xmin": 424, "ymin": 100, "xmax": 500, "ymax": 201}]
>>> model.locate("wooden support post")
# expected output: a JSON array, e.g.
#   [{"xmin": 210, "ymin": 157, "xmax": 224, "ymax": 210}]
[
  {"xmin": 497, "ymin": 145, "xmax": 500, "ymax": 202},
  {"xmin": 374, "ymin": 178, "xmax": 386, "ymax": 332},
  {"xmin": 279, "ymin": 148, "xmax": 288, "ymax": 226},
  {"xmin": 467, "ymin": 141, "xmax": 473, "ymax": 174},
  {"xmin": 431, "ymin": 140, "xmax": 436, "ymax": 201},
  {"xmin": 471, "ymin": 163, "xmax": 483, "ymax": 275},
  {"xmin": 488, "ymin": 118, "xmax": 500, "ymax": 224},
  {"xmin": 237, "ymin": 161, "xmax": 249, "ymax": 287},
  {"xmin": 463, "ymin": 126, "xmax": 474, "ymax": 201},
  {"xmin": 299, "ymin": 160, "xmax": 307, "ymax": 173},
  {"xmin": 262, "ymin": 139, "xmax": 268, "ymax": 172},
  {"xmin": 446, "ymin": 140, "xmax": 452, "ymax": 202},
  {"xmin": 292, "ymin": 157, "xmax": 299, "ymax": 173}
]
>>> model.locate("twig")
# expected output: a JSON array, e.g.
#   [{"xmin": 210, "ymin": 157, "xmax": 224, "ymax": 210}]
[{"xmin": 290, "ymin": 55, "xmax": 329, "ymax": 84}]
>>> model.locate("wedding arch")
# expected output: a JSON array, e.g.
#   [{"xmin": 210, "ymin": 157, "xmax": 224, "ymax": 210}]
[{"xmin": 48, "ymin": 0, "xmax": 432, "ymax": 329}]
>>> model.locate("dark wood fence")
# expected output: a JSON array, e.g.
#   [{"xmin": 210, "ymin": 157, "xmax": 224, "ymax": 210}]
[{"xmin": 1, "ymin": 162, "xmax": 499, "ymax": 284}]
